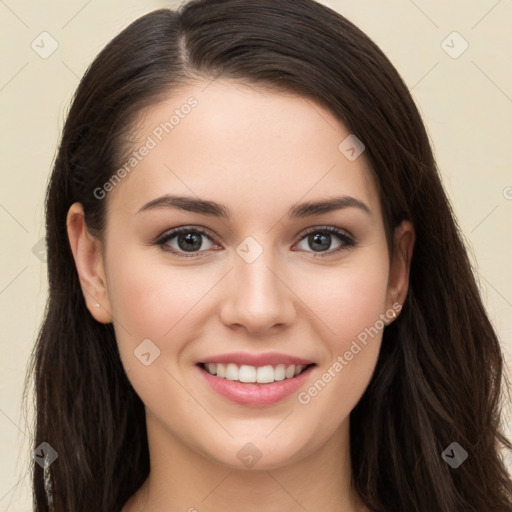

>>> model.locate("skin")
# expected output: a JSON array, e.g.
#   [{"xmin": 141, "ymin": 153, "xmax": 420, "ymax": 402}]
[{"xmin": 67, "ymin": 79, "xmax": 414, "ymax": 512}]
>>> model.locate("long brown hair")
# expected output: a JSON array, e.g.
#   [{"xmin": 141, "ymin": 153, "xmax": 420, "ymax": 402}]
[{"xmin": 26, "ymin": 0, "xmax": 512, "ymax": 510}]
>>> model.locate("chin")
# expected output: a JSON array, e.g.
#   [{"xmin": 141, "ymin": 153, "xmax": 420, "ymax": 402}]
[{"xmin": 197, "ymin": 433, "xmax": 317, "ymax": 472}]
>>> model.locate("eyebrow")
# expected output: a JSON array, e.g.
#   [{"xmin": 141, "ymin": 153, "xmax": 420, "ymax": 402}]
[{"xmin": 137, "ymin": 194, "xmax": 372, "ymax": 218}]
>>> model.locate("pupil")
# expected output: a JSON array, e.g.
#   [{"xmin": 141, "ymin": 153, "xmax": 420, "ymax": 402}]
[
  {"xmin": 179, "ymin": 233, "xmax": 201, "ymax": 251},
  {"xmin": 310, "ymin": 233, "xmax": 330, "ymax": 251}
]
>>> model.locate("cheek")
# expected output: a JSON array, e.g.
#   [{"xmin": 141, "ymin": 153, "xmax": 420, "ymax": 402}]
[
  {"xmin": 298, "ymin": 253, "xmax": 389, "ymax": 347},
  {"xmin": 105, "ymin": 249, "xmax": 203, "ymax": 401},
  {"xmin": 104, "ymin": 245, "xmax": 225, "ymax": 386},
  {"xmin": 292, "ymin": 252, "xmax": 388, "ymax": 421},
  {"xmin": 105, "ymin": 246, "xmax": 203, "ymax": 340}
]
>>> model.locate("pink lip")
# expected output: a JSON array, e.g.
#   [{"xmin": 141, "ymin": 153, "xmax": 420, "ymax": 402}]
[
  {"xmin": 197, "ymin": 351, "xmax": 314, "ymax": 367},
  {"xmin": 196, "ymin": 363, "xmax": 315, "ymax": 407}
]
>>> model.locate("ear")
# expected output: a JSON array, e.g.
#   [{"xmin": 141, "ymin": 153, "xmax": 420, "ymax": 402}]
[
  {"xmin": 66, "ymin": 202, "xmax": 112, "ymax": 323},
  {"xmin": 386, "ymin": 220, "xmax": 415, "ymax": 321}
]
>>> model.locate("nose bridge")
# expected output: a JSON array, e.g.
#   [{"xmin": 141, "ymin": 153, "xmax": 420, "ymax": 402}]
[{"xmin": 220, "ymin": 234, "xmax": 295, "ymax": 332}]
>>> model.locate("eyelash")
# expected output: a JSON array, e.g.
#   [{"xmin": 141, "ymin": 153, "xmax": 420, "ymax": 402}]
[{"xmin": 154, "ymin": 225, "xmax": 356, "ymax": 258}]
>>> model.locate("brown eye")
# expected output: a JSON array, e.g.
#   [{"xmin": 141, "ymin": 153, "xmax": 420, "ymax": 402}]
[
  {"xmin": 156, "ymin": 227, "xmax": 217, "ymax": 257},
  {"xmin": 295, "ymin": 227, "xmax": 356, "ymax": 256}
]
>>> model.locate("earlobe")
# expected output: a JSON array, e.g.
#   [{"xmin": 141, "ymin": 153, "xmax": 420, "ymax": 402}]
[
  {"xmin": 66, "ymin": 202, "xmax": 113, "ymax": 323},
  {"xmin": 386, "ymin": 220, "xmax": 415, "ymax": 321}
]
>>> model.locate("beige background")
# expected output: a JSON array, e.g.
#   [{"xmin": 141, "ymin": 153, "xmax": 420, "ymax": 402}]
[{"xmin": 1, "ymin": 0, "xmax": 511, "ymax": 509}]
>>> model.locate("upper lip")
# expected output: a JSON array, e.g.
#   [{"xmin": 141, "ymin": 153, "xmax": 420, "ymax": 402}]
[{"xmin": 197, "ymin": 352, "xmax": 315, "ymax": 367}]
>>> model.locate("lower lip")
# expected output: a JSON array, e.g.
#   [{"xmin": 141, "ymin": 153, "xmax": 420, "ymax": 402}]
[{"xmin": 197, "ymin": 364, "xmax": 315, "ymax": 406}]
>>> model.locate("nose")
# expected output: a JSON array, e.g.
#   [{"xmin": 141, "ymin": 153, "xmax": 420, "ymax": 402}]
[{"xmin": 219, "ymin": 241, "xmax": 297, "ymax": 335}]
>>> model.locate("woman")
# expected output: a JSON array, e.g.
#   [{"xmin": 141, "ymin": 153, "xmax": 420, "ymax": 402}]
[{"xmin": 27, "ymin": 0, "xmax": 512, "ymax": 510}]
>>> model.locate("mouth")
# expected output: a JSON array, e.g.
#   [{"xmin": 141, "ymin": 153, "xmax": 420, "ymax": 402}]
[
  {"xmin": 197, "ymin": 362, "xmax": 315, "ymax": 384},
  {"xmin": 195, "ymin": 362, "xmax": 317, "ymax": 406}
]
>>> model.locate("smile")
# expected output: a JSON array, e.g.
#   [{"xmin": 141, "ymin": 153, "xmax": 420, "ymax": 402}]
[
  {"xmin": 196, "ymin": 362, "xmax": 316, "ymax": 406},
  {"xmin": 199, "ymin": 362, "xmax": 312, "ymax": 384}
]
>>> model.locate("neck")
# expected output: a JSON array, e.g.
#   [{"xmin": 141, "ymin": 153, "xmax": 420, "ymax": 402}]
[{"xmin": 124, "ymin": 412, "xmax": 366, "ymax": 512}]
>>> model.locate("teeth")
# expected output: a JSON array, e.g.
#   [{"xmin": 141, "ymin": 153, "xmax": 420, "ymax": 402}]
[
  {"xmin": 274, "ymin": 364, "xmax": 286, "ymax": 381},
  {"xmin": 216, "ymin": 363, "xmax": 226, "ymax": 378},
  {"xmin": 225, "ymin": 363, "xmax": 239, "ymax": 381},
  {"xmin": 239, "ymin": 365, "xmax": 257, "ymax": 383},
  {"xmin": 202, "ymin": 362, "xmax": 307, "ymax": 383}
]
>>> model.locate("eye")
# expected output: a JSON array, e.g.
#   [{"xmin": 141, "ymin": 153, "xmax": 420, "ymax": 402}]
[
  {"xmin": 155, "ymin": 227, "xmax": 218, "ymax": 257},
  {"xmin": 155, "ymin": 225, "xmax": 356, "ymax": 258},
  {"xmin": 294, "ymin": 226, "xmax": 356, "ymax": 256}
]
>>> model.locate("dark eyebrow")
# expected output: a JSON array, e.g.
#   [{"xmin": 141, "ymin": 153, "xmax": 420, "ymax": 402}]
[
  {"xmin": 288, "ymin": 196, "xmax": 371, "ymax": 218},
  {"xmin": 137, "ymin": 194, "xmax": 372, "ymax": 218}
]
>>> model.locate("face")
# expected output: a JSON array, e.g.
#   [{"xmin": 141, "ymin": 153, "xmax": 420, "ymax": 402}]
[{"xmin": 70, "ymin": 79, "xmax": 413, "ymax": 471}]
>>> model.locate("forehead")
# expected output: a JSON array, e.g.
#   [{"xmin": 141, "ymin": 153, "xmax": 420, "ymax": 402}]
[{"xmin": 107, "ymin": 79, "xmax": 381, "ymax": 220}]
